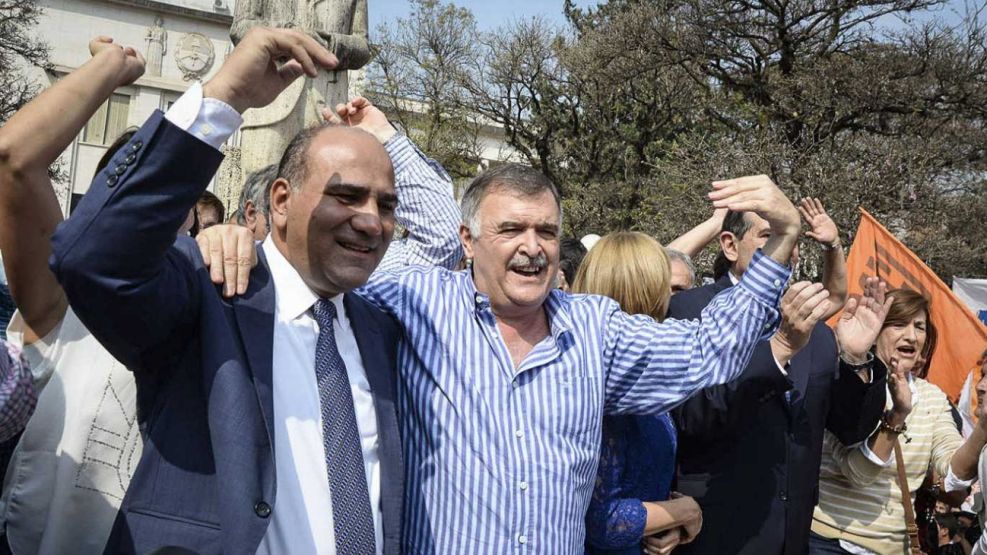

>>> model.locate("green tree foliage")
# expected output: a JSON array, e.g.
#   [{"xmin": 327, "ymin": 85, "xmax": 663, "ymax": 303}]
[
  {"xmin": 367, "ymin": 0, "xmax": 483, "ymax": 181},
  {"xmin": 372, "ymin": 0, "xmax": 987, "ymax": 279}
]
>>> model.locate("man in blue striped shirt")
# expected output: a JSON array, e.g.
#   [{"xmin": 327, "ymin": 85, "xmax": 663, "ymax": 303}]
[{"xmin": 356, "ymin": 167, "xmax": 803, "ymax": 553}]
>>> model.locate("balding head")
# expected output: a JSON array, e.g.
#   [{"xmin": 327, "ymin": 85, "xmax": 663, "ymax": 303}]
[{"xmin": 269, "ymin": 124, "xmax": 397, "ymax": 298}]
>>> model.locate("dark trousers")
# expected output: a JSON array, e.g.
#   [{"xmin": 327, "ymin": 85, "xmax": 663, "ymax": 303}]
[{"xmin": 808, "ymin": 532, "xmax": 855, "ymax": 554}]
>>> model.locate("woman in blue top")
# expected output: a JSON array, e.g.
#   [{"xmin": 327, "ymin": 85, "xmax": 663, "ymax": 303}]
[{"xmin": 574, "ymin": 232, "xmax": 702, "ymax": 555}]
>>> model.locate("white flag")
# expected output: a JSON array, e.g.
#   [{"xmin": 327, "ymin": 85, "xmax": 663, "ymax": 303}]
[{"xmin": 953, "ymin": 277, "xmax": 987, "ymax": 326}]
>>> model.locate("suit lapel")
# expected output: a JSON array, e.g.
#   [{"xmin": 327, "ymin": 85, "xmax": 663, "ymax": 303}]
[
  {"xmin": 233, "ymin": 248, "xmax": 277, "ymax": 448},
  {"xmin": 343, "ymin": 293, "xmax": 403, "ymax": 548},
  {"xmin": 343, "ymin": 293, "xmax": 387, "ymax": 395}
]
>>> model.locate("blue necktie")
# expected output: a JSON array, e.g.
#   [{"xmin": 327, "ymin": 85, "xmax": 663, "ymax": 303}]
[{"xmin": 312, "ymin": 298, "xmax": 376, "ymax": 554}]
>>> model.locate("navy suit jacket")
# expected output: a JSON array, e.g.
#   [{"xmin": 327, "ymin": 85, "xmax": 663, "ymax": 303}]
[
  {"xmin": 49, "ymin": 112, "xmax": 404, "ymax": 554},
  {"xmin": 669, "ymin": 276, "xmax": 887, "ymax": 555}
]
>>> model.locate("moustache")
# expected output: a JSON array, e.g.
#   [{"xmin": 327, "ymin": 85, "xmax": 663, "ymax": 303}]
[{"xmin": 508, "ymin": 254, "xmax": 548, "ymax": 270}]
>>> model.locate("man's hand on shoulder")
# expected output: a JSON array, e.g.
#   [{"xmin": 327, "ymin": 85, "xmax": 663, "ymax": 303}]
[
  {"xmin": 202, "ymin": 27, "xmax": 338, "ymax": 114},
  {"xmin": 196, "ymin": 224, "xmax": 258, "ymax": 298},
  {"xmin": 323, "ymin": 96, "xmax": 397, "ymax": 144}
]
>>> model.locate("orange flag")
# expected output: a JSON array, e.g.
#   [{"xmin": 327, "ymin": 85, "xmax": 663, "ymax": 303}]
[{"xmin": 829, "ymin": 208, "xmax": 987, "ymax": 402}]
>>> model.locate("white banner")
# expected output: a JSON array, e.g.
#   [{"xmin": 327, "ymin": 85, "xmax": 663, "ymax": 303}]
[{"xmin": 953, "ymin": 277, "xmax": 987, "ymax": 326}]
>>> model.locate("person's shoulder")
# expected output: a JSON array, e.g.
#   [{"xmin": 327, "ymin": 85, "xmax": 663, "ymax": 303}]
[
  {"xmin": 346, "ymin": 292, "xmax": 400, "ymax": 337},
  {"xmin": 667, "ymin": 282, "xmax": 721, "ymax": 319},
  {"xmin": 171, "ymin": 235, "xmax": 206, "ymax": 269},
  {"xmin": 563, "ymin": 291, "xmax": 621, "ymax": 316},
  {"xmin": 916, "ymin": 377, "xmax": 951, "ymax": 404},
  {"xmin": 376, "ymin": 264, "xmax": 456, "ymax": 285}
]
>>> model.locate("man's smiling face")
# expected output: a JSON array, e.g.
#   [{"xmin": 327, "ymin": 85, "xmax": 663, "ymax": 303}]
[
  {"xmin": 273, "ymin": 126, "xmax": 397, "ymax": 297},
  {"xmin": 462, "ymin": 186, "xmax": 561, "ymax": 318}
]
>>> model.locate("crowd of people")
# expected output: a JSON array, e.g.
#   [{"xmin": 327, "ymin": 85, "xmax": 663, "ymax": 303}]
[{"xmin": 0, "ymin": 25, "xmax": 984, "ymax": 555}]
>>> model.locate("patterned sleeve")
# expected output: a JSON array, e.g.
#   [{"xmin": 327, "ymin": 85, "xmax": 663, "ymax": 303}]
[
  {"xmin": 0, "ymin": 340, "xmax": 37, "ymax": 442},
  {"xmin": 376, "ymin": 134, "xmax": 463, "ymax": 273},
  {"xmin": 603, "ymin": 250, "xmax": 789, "ymax": 415},
  {"xmin": 585, "ymin": 418, "xmax": 648, "ymax": 549}
]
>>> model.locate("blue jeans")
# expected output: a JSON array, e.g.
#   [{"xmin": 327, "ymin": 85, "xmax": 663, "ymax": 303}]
[{"xmin": 808, "ymin": 532, "xmax": 854, "ymax": 554}]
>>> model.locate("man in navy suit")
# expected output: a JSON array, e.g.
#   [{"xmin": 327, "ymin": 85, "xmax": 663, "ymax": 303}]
[
  {"xmin": 48, "ymin": 28, "xmax": 460, "ymax": 554},
  {"xmin": 670, "ymin": 206, "xmax": 890, "ymax": 555}
]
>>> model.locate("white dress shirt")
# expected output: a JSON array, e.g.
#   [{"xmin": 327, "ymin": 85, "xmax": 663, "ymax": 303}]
[
  {"xmin": 257, "ymin": 236, "xmax": 382, "ymax": 555},
  {"xmin": 162, "ymin": 81, "xmax": 459, "ymax": 554}
]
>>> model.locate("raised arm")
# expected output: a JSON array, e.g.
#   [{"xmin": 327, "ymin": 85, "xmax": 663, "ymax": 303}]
[
  {"xmin": 673, "ymin": 281, "xmax": 832, "ymax": 437},
  {"xmin": 0, "ymin": 38, "xmax": 144, "ymax": 344},
  {"xmin": 50, "ymin": 28, "xmax": 338, "ymax": 368},
  {"xmin": 798, "ymin": 197, "xmax": 847, "ymax": 320},
  {"xmin": 666, "ymin": 208, "xmax": 726, "ymax": 259},
  {"xmin": 605, "ymin": 175, "xmax": 800, "ymax": 414},
  {"xmin": 327, "ymin": 97, "xmax": 463, "ymax": 272}
]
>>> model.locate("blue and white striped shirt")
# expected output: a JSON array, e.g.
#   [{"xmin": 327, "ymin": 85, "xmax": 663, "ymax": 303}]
[
  {"xmin": 358, "ymin": 251, "xmax": 790, "ymax": 553},
  {"xmin": 376, "ymin": 134, "xmax": 463, "ymax": 273}
]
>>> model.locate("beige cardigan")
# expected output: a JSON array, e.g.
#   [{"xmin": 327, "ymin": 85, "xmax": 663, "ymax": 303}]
[{"xmin": 812, "ymin": 378, "xmax": 962, "ymax": 555}]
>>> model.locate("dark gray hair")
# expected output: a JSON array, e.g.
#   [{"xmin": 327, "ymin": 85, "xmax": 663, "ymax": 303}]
[
  {"xmin": 722, "ymin": 210, "xmax": 753, "ymax": 240},
  {"xmin": 664, "ymin": 248, "xmax": 697, "ymax": 287},
  {"xmin": 237, "ymin": 164, "xmax": 277, "ymax": 225},
  {"xmin": 715, "ymin": 210, "xmax": 754, "ymax": 278},
  {"xmin": 460, "ymin": 164, "xmax": 561, "ymax": 235}
]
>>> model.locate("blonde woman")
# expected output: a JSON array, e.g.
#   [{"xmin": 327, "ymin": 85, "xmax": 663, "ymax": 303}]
[{"xmin": 574, "ymin": 232, "xmax": 702, "ymax": 555}]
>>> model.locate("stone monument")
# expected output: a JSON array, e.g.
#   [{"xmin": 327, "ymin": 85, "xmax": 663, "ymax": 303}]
[
  {"xmin": 230, "ymin": 0, "xmax": 371, "ymax": 181},
  {"xmin": 144, "ymin": 16, "xmax": 167, "ymax": 77}
]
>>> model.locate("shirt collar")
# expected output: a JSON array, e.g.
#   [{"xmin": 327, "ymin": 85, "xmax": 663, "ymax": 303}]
[
  {"xmin": 460, "ymin": 269, "xmax": 573, "ymax": 341},
  {"xmin": 262, "ymin": 236, "xmax": 344, "ymax": 322}
]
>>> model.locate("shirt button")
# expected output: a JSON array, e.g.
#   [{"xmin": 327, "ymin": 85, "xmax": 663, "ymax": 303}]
[
  {"xmin": 515, "ymin": 429, "xmax": 524, "ymax": 439},
  {"xmin": 519, "ymin": 481, "xmax": 528, "ymax": 491},
  {"xmin": 254, "ymin": 501, "xmax": 272, "ymax": 518},
  {"xmin": 779, "ymin": 491, "xmax": 788, "ymax": 502},
  {"xmin": 512, "ymin": 381, "xmax": 519, "ymax": 389},
  {"xmin": 518, "ymin": 535, "xmax": 527, "ymax": 545},
  {"xmin": 773, "ymin": 279, "xmax": 782, "ymax": 287}
]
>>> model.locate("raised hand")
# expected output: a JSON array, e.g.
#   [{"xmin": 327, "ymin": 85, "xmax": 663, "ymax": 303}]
[
  {"xmin": 196, "ymin": 224, "xmax": 258, "ymax": 298},
  {"xmin": 770, "ymin": 281, "xmax": 832, "ymax": 366},
  {"xmin": 798, "ymin": 197, "xmax": 839, "ymax": 246},
  {"xmin": 887, "ymin": 357, "xmax": 914, "ymax": 423},
  {"xmin": 708, "ymin": 175, "xmax": 800, "ymax": 266},
  {"xmin": 88, "ymin": 36, "xmax": 146, "ymax": 88},
  {"xmin": 322, "ymin": 96, "xmax": 396, "ymax": 144},
  {"xmin": 836, "ymin": 277, "xmax": 893, "ymax": 362},
  {"xmin": 203, "ymin": 27, "xmax": 338, "ymax": 114}
]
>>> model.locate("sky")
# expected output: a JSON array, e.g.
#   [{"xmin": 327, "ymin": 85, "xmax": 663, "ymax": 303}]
[
  {"xmin": 368, "ymin": 0, "xmax": 971, "ymax": 33},
  {"xmin": 369, "ymin": 0, "xmax": 599, "ymax": 31}
]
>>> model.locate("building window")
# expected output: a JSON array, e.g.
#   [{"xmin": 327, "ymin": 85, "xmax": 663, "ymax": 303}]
[{"xmin": 82, "ymin": 93, "xmax": 131, "ymax": 146}]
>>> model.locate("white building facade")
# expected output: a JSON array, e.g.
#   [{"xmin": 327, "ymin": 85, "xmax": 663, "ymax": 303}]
[
  {"xmin": 32, "ymin": 0, "xmax": 518, "ymax": 215},
  {"xmin": 33, "ymin": 0, "xmax": 236, "ymax": 215}
]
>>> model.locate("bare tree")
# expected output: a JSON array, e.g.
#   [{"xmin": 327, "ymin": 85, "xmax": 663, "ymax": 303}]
[
  {"xmin": 367, "ymin": 0, "xmax": 483, "ymax": 179},
  {"xmin": 0, "ymin": 0, "xmax": 50, "ymax": 125}
]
